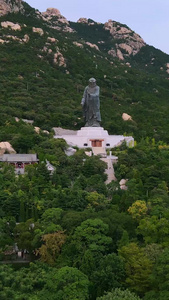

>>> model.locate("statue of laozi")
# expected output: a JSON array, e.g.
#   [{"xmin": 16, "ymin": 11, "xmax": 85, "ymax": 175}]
[{"xmin": 81, "ymin": 78, "xmax": 101, "ymax": 127}]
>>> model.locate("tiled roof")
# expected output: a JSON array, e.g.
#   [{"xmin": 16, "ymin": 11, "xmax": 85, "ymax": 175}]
[{"xmin": 0, "ymin": 154, "xmax": 39, "ymax": 162}]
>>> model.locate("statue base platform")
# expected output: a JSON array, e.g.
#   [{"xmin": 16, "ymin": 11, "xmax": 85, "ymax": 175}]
[
  {"xmin": 54, "ymin": 127, "xmax": 134, "ymax": 149},
  {"xmin": 77, "ymin": 127, "xmax": 109, "ymax": 137}
]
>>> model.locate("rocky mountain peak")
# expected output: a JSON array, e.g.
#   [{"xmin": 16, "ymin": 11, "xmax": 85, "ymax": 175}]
[
  {"xmin": 41, "ymin": 7, "xmax": 74, "ymax": 33},
  {"xmin": 77, "ymin": 17, "xmax": 100, "ymax": 25},
  {"xmin": 104, "ymin": 19, "xmax": 146, "ymax": 60},
  {"xmin": 77, "ymin": 18, "xmax": 88, "ymax": 24},
  {"xmin": 0, "ymin": 0, "xmax": 24, "ymax": 16},
  {"xmin": 42, "ymin": 7, "xmax": 61, "ymax": 17}
]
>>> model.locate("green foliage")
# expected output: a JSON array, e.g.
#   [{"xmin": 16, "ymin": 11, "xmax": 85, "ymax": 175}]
[
  {"xmin": 40, "ymin": 266, "xmax": 90, "ymax": 300},
  {"xmin": 61, "ymin": 218, "xmax": 112, "ymax": 272},
  {"xmin": 82, "ymin": 156, "xmax": 107, "ymax": 180},
  {"xmin": 41, "ymin": 208, "xmax": 63, "ymax": 225},
  {"xmin": 0, "ymin": 5, "xmax": 169, "ymax": 300},
  {"xmin": 128, "ymin": 200, "xmax": 148, "ymax": 220},
  {"xmin": 14, "ymin": 219, "xmax": 36, "ymax": 252},
  {"xmin": 0, "ymin": 8, "xmax": 168, "ymax": 140},
  {"xmin": 137, "ymin": 216, "xmax": 169, "ymax": 246},
  {"xmin": 144, "ymin": 248, "xmax": 169, "ymax": 300},
  {"xmin": 119, "ymin": 243, "xmax": 153, "ymax": 294},
  {"xmin": 117, "ymin": 230, "xmax": 129, "ymax": 249},
  {"xmin": 0, "ymin": 263, "xmax": 52, "ymax": 299},
  {"xmin": 37, "ymin": 231, "xmax": 66, "ymax": 265},
  {"xmin": 92, "ymin": 253, "xmax": 126, "ymax": 298},
  {"xmin": 0, "ymin": 218, "xmax": 15, "ymax": 251},
  {"xmin": 97, "ymin": 288, "xmax": 141, "ymax": 300},
  {"xmin": 0, "ymin": 264, "xmax": 89, "ymax": 299}
]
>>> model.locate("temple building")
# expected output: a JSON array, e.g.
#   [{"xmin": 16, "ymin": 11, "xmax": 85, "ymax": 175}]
[{"xmin": 0, "ymin": 154, "xmax": 39, "ymax": 174}]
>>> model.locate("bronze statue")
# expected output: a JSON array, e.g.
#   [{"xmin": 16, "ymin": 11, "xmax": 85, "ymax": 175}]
[{"xmin": 81, "ymin": 78, "xmax": 101, "ymax": 127}]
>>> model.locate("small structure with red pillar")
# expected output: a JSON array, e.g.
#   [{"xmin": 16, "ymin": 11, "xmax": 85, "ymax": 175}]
[{"xmin": 0, "ymin": 154, "xmax": 39, "ymax": 174}]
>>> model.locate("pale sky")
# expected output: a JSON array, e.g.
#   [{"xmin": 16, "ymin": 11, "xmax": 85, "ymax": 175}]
[{"xmin": 25, "ymin": 0, "xmax": 169, "ymax": 55}]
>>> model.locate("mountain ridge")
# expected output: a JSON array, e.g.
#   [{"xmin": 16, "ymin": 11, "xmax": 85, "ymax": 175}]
[
  {"xmin": 0, "ymin": 0, "xmax": 169, "ymax": 144},
  {"xmin": 0, "ymin": 0, "xmax": 168, "ymax": 63}
]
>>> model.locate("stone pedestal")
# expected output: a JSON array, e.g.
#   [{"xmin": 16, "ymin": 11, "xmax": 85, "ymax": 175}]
[
  {"xmin": 54, "ymin": 126, "xmax": 134, "ymax": 149},
  {"xmin": 77, "ymin": 127, "xmax": 109, "ymax": 137}
]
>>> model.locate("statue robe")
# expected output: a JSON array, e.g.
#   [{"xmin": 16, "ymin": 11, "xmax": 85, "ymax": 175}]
[{"xmin": 81, "ymin": 85, "xmax": 101, "ymax": 127}]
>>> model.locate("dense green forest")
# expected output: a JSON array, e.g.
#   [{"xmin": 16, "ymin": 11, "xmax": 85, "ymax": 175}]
[
  {"xmin": 1, "ymin": 1, "xmax": 169, "ymax": 299},
  {"xmin": 1, "ymin": 130, "xmax": 169, "ymax": 300}
]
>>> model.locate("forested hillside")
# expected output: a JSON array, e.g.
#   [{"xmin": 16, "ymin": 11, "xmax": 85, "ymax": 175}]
[
  {"xmin": 0, "ymin": 1, "xmax": 169, "ymax": 300},
  {"xmin": 0, "ymin": 1, "xmax": 168, "ymax": 141}
]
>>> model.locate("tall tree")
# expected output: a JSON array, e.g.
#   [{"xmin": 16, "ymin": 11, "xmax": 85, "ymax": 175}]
[
  {"xmin": 119, "ymin": 243, "xmax": 152, "ymax": 295},
  {"xmin": 62, "ymin": 218, "xmax": 112, "ymax": 273},
  {"xmin": 40, "ymin": 266, "xmax": 90, "ymax": 300},
  {"xmin": 92, "ymin": 253, "xmax": 126, "ymax": 298},
  {"xmin": 37, "ymin": 231, "xmax": 66, "ymax": 265}
]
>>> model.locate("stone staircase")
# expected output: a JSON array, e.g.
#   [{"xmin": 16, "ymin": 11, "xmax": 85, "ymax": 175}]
[
  {"xmin": 92, "ymin": 146, "xmax": 106, "ymax": 157},
  {"xmin": 92, "ymin": 147, "xmax": 116, "ymax": 184},
  {"xmin": 101, "ymin": 157, "xmax": 116, "ymax": 184}
]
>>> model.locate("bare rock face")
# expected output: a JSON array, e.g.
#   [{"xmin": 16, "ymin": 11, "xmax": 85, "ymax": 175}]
[
  {"xmin": 47, "ymin": 37, "xmax": 58, "ymax": 43},
  {"xmin": 0, "ymin": 141, "xmax": 16, "ymax": 154},
  {"xmin": 43, "ymin": 8, "xmax": 61, "ymax": 16},
  {"xmin": 119, "ymin": 43, "xmax": 133, "ymax": 55},
  {"xmin": 53, "ymin": 51, "xmax": 66, "ymax": 67},
  {"xmin": 0, "ymin": 0, "xmax": 24, "ymax": 16},
  {"xmin": 119, "ymin": 179, "xmax": 128, "ymax": 190},
  {"xmin": 105, "ymin": 19, "xmax": 146, "ymax": 60},
  {"xmin": 42, "ymin": 7, "xmax": 75, "ymax": 33},
  {"xmin": 85, "ymin": 42, "xmax": 99, "ymax": 51},
  {"xmin": 77, "ymin": 17, "xmax": 100, "ymax": 26},
  {"xmin": 32, "ymin": 27, "xmax": 44, "ymax": 36},
  {"xmin": 73, "ymin": 41, "xmax": 83, "ymax": 48},
  {"xmin": 23, "ymin": 34, "xmax": 29, "ymax": 43},
  {"xmin": 122, "ymin": 113, "xmax": 132, "ymax": 121},
  {"xmin": 1, "ymin": 21, "xmax": 21, "ymax": 30},
  {"xmin": 42, "ymin": 7, "xmax": 65, "ymax": 22},
  {"xmin": 0, "ymin": 32, "xmax": 29, "ymax": 44},
  {"xmin": 34, "ymin": 126, "xmax": 40, "ymax": 134},
  {"xmin": 42, "ymin": 8, "xmax": 68, "ymax": 25},
  {"xmin": 166, "ymin": 63, "xmax": 169, "ymax": 74},
  {"xmin": 77, "ymin": 17, "xmax": 88, "ymax": 24},
  {"xmin": 62, "ymin": 26, "xmax": 75, "ymax": 33},
  {"xmin": 116, "ymin": 48, "xmax": 124, "ymax": 60}
]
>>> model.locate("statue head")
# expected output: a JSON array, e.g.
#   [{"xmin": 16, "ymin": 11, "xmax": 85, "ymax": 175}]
[{"xmin": 89, "ymin": 77, "xmax": 96, "ymax": 87}]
